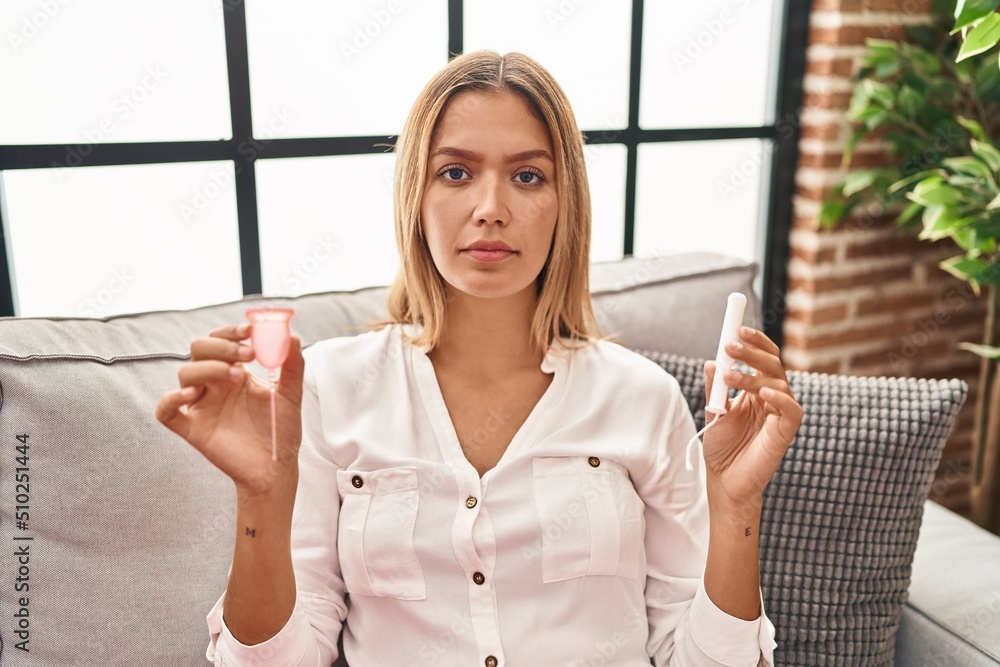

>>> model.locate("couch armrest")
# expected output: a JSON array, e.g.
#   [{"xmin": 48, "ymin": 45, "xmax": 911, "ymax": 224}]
[{"xmin": 894, "ymin": 501, "xmax": 1000, "ymax": 666}]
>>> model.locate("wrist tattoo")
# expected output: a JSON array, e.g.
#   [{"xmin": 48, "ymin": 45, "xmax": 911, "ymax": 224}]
[
  {"xmin": 745, "ymin": 527, "xmax": 752, "ymax": 537},
  {"xmin": 245, "ymin": 527, "xmax": 256, "ymax": 538}
]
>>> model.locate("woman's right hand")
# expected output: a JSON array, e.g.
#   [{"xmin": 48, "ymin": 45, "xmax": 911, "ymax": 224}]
[{"xmin": 154, "ymin": 322, "xmax": 305, "ymax": 498}]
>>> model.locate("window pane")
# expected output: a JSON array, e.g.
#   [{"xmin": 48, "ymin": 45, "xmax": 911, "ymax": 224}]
[
  {"xmin": 640, "ymin": 0, "xmax": 779, "ymax": 129},
  {"xmin": 256, "ymin": 154, "xmax": 397, "ymax": 296},
  {"xmin": 2, "ymin": 162, "xmax": 242, "ymax": 317},
  {"xmin": 0, "ymin": 0, "xmax": 231, "ymax": 144},
  {"xmin": 465, "ymin": 1, "xmax": 631, "ymax": 131},
  {"xmin": 245, "ymin": 0, "xmax": 448, "ymax": 138},
  {"xmin": 634, "ymin": 140, "xmax": 769, "ymax": 264},
  {"xmin": 585, "ymin": 143, "xmax": 626, "ymax": 263}
]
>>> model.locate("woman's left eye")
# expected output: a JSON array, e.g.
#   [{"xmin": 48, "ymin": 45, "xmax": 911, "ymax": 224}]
[{"xmin": 514, "ymin": 170, "xmax": 545, "ymax": 185}]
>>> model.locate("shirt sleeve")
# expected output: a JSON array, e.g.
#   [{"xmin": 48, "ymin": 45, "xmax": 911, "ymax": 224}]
[
  {"xmin": 205, "ymin": 353, "xmax": 348, "ymax": 666},
  {"xmin": 634, "ymin": 372, "xmax": 777, "ymax": 667}
]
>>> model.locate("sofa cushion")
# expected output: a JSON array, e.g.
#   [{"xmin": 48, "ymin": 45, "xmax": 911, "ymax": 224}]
[
  {"xmin": 894, "ymin": 500, "xmax": 1000, "ymax": 666},
  {"xmin": 638, "ymin": 350, "xmax": 968, "ymax": 667},
  {"xmin": 0, "ymin": 253, "xmax": 757, "ymax": 666}
]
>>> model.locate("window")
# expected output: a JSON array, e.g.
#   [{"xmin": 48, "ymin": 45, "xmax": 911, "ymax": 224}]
[{"xmin": 0, "ymin": 0, "xmax": 808, "ymax": 345}]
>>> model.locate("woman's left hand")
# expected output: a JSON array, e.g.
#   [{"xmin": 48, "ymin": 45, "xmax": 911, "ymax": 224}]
[{"xmin": 701, "ymin": 326, "xmax": 803, "ymax": 509}]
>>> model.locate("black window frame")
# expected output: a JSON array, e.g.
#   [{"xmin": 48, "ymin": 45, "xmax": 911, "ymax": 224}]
[{"xmin": 0, "ymin": 0, "xmax": 812, "ymax": 348}]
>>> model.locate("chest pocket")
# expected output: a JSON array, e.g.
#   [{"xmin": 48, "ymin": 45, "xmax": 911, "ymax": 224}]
[
  {"xmin": 336, "ymin": 467, "xmax": 426, "ymax": 600},
  {"xmin": 531, "ymin": 456, "xmax": 645, "ymax": 583}
]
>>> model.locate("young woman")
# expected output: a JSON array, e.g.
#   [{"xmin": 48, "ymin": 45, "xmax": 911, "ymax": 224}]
[{"xmin": 156, "ymin": 50, "xmax": 801, "ymax": 666}]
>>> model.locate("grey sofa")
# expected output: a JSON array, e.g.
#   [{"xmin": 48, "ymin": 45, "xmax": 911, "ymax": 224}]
[{"xmin": 0, "ymin": 252, "xmax": 996, "ymax": 666}]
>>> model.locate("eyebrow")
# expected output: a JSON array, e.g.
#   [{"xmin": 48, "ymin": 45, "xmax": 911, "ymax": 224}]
[{"xmin": 429, "ymin": 147, "xmax": 555, "ymax": 163}]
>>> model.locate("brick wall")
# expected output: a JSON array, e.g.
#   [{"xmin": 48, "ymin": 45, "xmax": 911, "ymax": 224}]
[{"xmin": 783, "ymin": 0, "xmax": 988, "ymax": 516}]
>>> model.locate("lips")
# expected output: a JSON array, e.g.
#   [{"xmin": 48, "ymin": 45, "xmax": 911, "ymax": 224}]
[
  {"xmin": 462, "ymin": 240, "xmax": 517, "ymax": 263},
  {"xmin": 464, "ymin": 241, "xmax": 515, "ymax": 252}
]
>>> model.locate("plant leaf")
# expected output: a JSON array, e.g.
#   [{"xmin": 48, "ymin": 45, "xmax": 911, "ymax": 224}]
[
  {"xmin": 988, "ymin": 192, "xmax": 1000, "ymax": 209},
  {"xmin": 920, "ymin": 206, "xmax": 977, "ymax": 240},
  {"xmin": 888, "ymin": 169, "xmax": 945, "ymax": 193},
  {"xmin": 940, "ymin": 255, "xmax": 991, "ymax": 283},
  {"xmin": 819, "ymin": 199, "xmax": 846, "ymax": 228},
  {"xmin": 954, "ymin": 0, "xmax": 1000, "ymax": 32},
  {"xmin": 957, "ymin": 12, "xmax": 1000, "ymax": 62},
  {"xmin": 975, "ymin": 57, "xmax": 1000, "ymax": 100},
  {"xmin": 897, "ymin": 201, "xmax": 925, "ymax": 226},
  {"xmin": 972, "ymin": 139, "xmax": 1000, "ymax": 172},
  {"xmin": 957, "ymin": 342, "xmax": 1000, "ymax": 359},
  {"xmin": 910, "ymin": 177, "xmax": 965, "ymax": 205},
  {"xmin": 842, "ymin": 170, "xmax": 880, "ymax": 196},
  {"xmin": 957, "ymin": 115, "xmax": 988, "ymax": 140},
  {"xmin": 944, "ymin": 155, "xmax": 995, "ymax": 179},
  {"xmin": 898, "ymin": 85, "xmax": 923, "ymax": 118},
  {"xmin": 864, "ymin": 79, "xmax": 896, "ymax": 108}
]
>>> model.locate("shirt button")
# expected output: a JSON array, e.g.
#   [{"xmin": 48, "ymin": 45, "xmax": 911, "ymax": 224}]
[
  {"xmin": 485, "ymin": 657, "xmax": 498, "ymax": 667},
  {"xmin": 473, "ymin": 572, "xmax": 485, "ymax": 585},
  {"xmin": 351, "ymin": 475, "xmax": 364, "ymax": 488},
  {"xmin": 588, "ymin": 456, "xmax": 601, "ymax": 468},
  {"xmin": 466, "ymin": 496, "xmax": 478, "ymax": 509}
]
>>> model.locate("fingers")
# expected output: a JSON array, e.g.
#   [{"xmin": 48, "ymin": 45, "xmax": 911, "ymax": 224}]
[
  {"xmin": 723, "ymin": 368, "xmax": 791, "ymax": 399},
  {"xmin": 183, "ymin": 322, "xmax": 255, "ymax": 388},
  {"xmin": 276, "ymin": 335, "xmax": 305, "ymax": 403},
  {"xmin": 724, "ymin": 327, "xmax": 786, "ymax": 379},
  {"xmin": 192, "ymin": 329, "xmax": 255, "ymax": 363},
  {"xmin": 759, "ymin": 385, "xmax": 805, "ymax": 439},
  {"xmin": 738, "ymin": 326, "xmax": 780, "ymax": 358},
  {"xmin": 154, "ymin": 386, "xmax": 200, "ymax": 439},
  {"xmin": 207, "ymin": 322, "xmax": 251, "ymax": 342},
  {"xmin": 178, "ymin": 359, "xmax": 247, "ymax": 388}
]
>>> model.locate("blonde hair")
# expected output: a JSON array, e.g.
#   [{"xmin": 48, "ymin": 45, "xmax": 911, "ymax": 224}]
[{"xmin": 385, "ymin": 50, "xmax": 602, "ymax": 355}]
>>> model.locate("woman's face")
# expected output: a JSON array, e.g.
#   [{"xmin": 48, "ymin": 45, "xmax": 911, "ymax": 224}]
[{"xmin": 421, "ymin": 90, "xmax": 558, "ymax": 302}]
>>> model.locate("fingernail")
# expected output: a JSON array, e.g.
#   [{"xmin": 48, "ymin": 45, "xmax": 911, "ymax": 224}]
[
  {"xmin": 237, "ymin": 324, "xmax": 249, "ymax": 336},
  {"xmin": 230, "ymin": 366, "xmax": 244, "ymax": 380},
  {"xmin": 181, "ymin": 386, "xmax": 197, "ymax": 399}
]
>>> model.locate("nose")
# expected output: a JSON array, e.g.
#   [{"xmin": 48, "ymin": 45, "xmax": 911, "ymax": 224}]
[{"xmin": 471, "ymin": 175, "xmax": 509, "ymax": 226}]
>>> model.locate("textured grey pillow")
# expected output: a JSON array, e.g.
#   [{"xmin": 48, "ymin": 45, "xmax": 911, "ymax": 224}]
[{"xmin": 636, "ymin": 351, "xmax": 968, "ymax": 667}]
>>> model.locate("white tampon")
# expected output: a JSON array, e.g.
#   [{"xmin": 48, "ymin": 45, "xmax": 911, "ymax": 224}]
[{"xmin": 706, "ymin": 292, "xmax": 747, "ymax": 415}]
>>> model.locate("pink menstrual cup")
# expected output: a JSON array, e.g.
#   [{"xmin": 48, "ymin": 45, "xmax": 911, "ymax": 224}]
[
  {"xmin": 245, "ymin": 308, "xmax": 295, "ymax": 460},
  {"xmin": 245, "ymin": 308, "xmax": 294, "ymax": 369}
]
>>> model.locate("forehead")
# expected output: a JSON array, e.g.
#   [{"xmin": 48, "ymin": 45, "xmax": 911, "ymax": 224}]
[{"xmin": 430, "ymin": 90, "xmax": 553, "ymax": 152}]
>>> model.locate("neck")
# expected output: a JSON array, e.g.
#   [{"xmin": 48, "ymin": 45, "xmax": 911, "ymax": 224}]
[{"xmin": 429, "ymin": 284, "xmax": 544, "ymax": 378}]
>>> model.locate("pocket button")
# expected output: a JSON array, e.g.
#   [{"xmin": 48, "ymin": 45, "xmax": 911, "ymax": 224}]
[
  {"xmin": 588, "ymin": 456, "xmax": 601, "ymax": 468},
  {"xmin": 351, "ymin": 475, "xmax": 364, "ymax": 488}
]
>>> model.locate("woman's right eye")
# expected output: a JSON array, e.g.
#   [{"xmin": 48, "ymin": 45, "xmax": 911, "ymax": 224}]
[{"xmin": 437, "ymin": 165, "xmax": 470, "ymax": 181}]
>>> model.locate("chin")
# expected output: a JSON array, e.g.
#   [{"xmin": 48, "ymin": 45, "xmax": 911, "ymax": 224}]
[{"xmin": 443, "ymin": 271, "xmax": 538, "ymax": 302}]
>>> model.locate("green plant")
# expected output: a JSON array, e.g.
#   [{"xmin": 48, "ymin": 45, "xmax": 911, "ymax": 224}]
[{"xmin": 821, "ymin": 0, "xmax": 1000, "ymax": 533}]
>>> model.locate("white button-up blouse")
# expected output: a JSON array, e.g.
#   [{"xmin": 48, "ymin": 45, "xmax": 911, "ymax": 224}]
[{"xmin": 206, "ymin": 324, "xmax": 777, "ymax": 666}]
